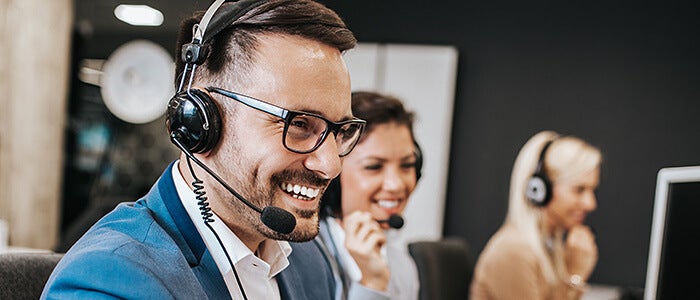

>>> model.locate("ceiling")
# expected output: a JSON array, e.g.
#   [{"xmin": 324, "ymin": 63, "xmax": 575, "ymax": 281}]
[
  {"xmin": 75, "ymin": 0, "xmax": 212, "ymax": 36},
  {"xmin": 73, "ymin": 0, "xmax": 217, "ymax": 59}
]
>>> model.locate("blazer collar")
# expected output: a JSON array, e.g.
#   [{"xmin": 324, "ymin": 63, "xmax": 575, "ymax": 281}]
[{"xmin": 152, "ymin": 161, "xmax": 208, "ymax": 264}]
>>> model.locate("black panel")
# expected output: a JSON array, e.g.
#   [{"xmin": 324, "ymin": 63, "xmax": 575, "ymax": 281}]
[
  {"xmin": 656, "ymin": 182, "xmax": 700, "ymax": 299},
  {"xmin": 321, "ymin": 0, "xmax": 700, "ymax": 289}
]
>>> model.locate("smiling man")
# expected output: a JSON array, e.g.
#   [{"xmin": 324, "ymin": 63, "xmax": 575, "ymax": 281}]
[{"xmin": 42, "ymin": 0, "xmax": 362, "ymax": 299}]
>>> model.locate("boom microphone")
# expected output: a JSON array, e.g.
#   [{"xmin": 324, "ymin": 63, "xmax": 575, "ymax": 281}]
[
  {"xmin": 260, "ymin": 207, "xmax": 296, "ymax": 235},
  {"xmin": 171, "ymin": 131, "xmax": 297, "ymax": 234},
  {"xmin": 377, "ymin": 214, "xmax": 404, "ymax": 229}
]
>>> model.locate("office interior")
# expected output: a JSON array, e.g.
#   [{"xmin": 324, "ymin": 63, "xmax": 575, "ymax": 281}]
[{"xmin": 1, "ymin": 0, "xmax": 699, "ymax": 298}]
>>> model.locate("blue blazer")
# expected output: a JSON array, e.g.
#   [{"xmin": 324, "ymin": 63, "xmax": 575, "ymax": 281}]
[{"xmin": 42, "ymin": 162, "xmax": 336, "ymax": 299}]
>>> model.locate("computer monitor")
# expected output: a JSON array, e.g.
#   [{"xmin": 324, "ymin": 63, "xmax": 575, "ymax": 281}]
[{"xmin": 644, "ymin": 166, "xmax": 700, "ymax": 300}]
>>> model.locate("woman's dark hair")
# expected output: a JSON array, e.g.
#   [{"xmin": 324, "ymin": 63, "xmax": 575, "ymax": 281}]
[
  {"xmin": 350, "ymin": 91, "xmax": 416, "ymax": 143},
  {"xmin": 320, "ymin": 91, "xmax": 417, "ymax": 218}
]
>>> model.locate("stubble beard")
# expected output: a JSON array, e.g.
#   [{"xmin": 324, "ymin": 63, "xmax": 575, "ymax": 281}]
[{"xmin": 237, "ymin": 169, "xmax": 327, "ymax": 242}]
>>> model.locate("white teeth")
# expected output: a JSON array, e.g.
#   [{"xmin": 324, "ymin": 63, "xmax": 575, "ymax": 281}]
[
  {"xmin": 377, "ymin": 200, "xmax": 399, "ymax": 209},
  {"xmin": 306, "ymin": 188, "xmax": 318, "ymax": 197},
  {"xmin": 280, "ymin": 182, "xmax": 319, "ymax": 199}
]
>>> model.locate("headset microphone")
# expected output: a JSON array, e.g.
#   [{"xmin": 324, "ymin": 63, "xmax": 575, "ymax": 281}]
[
  {"xmin": 171, "ymin": 131, "xmax": 297, "ymax": 234},
  {"xmin": 377, "ymin": 214, "xmax": 404, "ymax": 229}
]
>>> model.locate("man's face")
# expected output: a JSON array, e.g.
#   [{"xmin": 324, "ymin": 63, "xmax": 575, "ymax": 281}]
[{"xmin": 204, "ymin": 34, "xmax": 352, "ymax": 242}]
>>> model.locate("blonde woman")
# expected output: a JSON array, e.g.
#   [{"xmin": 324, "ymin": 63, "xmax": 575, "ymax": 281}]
[{"xmin": 470, "ymin": 131, "xmax": 601, "ymax": 300}]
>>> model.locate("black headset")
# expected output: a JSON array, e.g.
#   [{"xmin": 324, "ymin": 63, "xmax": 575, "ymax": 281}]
[
  {"xmin": 321, "ymin": 141, "xmax": 424, "ymax": 218},
  {"xmin": 525, "ymin": 138, "xmax": 558, "ymax": 207},
  {"xmin": 164, "ymin": 2, "xmax": 274, "ymax": 299},
  {"xmin": 166, "ymin": 0, "xmax": 265, "ymax": 153}
]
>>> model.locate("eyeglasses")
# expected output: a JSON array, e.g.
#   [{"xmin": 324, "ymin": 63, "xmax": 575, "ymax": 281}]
[{"xmin": 208, "ymin": 87, "xmax": 366, "ymax": 157}]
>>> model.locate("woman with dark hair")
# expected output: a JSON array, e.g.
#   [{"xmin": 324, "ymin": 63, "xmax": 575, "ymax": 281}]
[{"xmin": 319, "ymin": 91, "xmax": 421, "ymax": 300}]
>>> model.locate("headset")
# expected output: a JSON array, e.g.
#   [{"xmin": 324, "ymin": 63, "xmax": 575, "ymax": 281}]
[
  {"xmin": 321, "ymin": 141, "xmax": 424, "ymax": 219},
  {"xmin": 164, "ymin": 1, "xmax": 269, "ymax": 299},
  {"xmin": 166, "ymin": 0, "xmax": 266, "ymax": 154},
  {"xmin": 525, "ymin": 137, "xmax": 558, "ymax": 207}
]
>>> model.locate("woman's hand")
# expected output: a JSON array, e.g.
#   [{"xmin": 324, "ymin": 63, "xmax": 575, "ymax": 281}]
[
  {"xmin": 343, "ymin": 211, "xmax": 390, "ymax": 291},
  {"xmin": 564, "ymin": 225, "xmax": 598, "ymax": 280}
]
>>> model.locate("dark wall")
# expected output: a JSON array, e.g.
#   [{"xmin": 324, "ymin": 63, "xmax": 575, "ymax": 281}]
[
  {"xmin": 67, "ymin": 0, "xmax": 700, "ymax": 289},
  {"xmin": 322, "ymin": 0, "xmax": 700, "ymax": 289}
]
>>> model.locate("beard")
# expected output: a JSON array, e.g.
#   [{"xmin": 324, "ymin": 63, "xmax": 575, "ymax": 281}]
[{"xmin": 230, "ymin": 167, "xmax": 329, "ymax": 242}]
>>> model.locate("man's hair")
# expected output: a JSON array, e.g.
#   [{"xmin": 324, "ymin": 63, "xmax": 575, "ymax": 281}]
[
  {"xmin": 350, "ymin": 91, "xmax": 416, "ymax": 143},
  {"xmin": 174, "ymin": 0, "xmax": 356, "ymax": 88}
]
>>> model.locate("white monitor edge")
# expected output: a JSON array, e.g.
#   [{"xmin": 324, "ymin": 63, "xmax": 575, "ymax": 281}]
[{"xmin": 644, "ymin": 165, "xmax": 700, "ymax": 300}]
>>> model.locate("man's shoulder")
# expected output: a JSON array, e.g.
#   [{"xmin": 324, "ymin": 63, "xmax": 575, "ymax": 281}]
[
  {"xmin": 42, "ymin": 202, "xmax": 203, "ymax": 299},
  {"xmin": 56, "ymin": 201, "xmax": 175, "ymax": 266}
]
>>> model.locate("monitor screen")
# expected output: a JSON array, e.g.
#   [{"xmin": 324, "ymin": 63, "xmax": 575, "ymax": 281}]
[{"xmin": 645, "ymin": 166, "xmax": 700, "ymax": 300}]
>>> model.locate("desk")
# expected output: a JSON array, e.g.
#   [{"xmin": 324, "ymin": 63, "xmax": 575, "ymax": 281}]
[{"xmin": 584, "ymin": 284, "xmax": 621, "ymax": 300}]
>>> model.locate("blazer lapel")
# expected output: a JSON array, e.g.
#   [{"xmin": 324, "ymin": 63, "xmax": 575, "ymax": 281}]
[
  {"xmin": 149, "ymin": 161, "xmax": 230, "ymax": 299},
  {"xmin": 277, "ymin": 264, "xmax": 301, "ymax": 300}
]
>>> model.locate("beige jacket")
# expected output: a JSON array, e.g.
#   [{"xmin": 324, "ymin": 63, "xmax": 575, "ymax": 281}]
[{"xmin": 470, "ymin": 224, "xmax": 583, "ymax": 300}]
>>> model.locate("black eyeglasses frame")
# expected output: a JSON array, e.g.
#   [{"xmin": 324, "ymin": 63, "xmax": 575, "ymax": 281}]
[{"xmin": 207, "ymin": 87, "xmax": 366, "ymax": 157}]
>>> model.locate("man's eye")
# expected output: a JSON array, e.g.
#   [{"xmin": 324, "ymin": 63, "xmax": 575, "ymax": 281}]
[
  {"xmin": 290, "ymin": 119, "xmax": 309, "ymax": 129},
  {"xmin": 338, "ymin": 126, "xmax": 359, "ymax": 139}
]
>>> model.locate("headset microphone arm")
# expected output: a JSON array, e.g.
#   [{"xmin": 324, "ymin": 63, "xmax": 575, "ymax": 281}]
[{"xmin": 170, "ymin": 131, "xmax": 263, "ymax": 214}]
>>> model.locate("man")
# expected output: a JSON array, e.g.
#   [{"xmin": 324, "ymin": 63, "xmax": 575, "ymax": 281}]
[{"xmin": 42, "ymin": 0, "xmax": 363, "ymax": 298}]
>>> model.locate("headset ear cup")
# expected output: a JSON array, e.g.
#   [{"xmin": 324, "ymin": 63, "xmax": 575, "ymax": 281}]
[
  {"xmin": 166, "ymin": 88, "xmax": 222, "ymax": 153},
  {"xmin": 526, "ymin": 173, "xmax": 552, "ymax": 206},
  {"xmin": 414, "ymin": 141, "xmax": 423, "ymax": 182},
  {"xmin": 525, "ymin": 138, "xmax": 558, "ymax": 207}
]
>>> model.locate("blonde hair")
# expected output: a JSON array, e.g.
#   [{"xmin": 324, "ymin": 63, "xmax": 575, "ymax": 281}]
[{"xmin": 505, "ymin": 130, "xmax": 601, "ymax": 285}]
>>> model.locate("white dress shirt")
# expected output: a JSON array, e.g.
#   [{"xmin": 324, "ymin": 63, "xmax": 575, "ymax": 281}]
[{"xmin": 172, "ymin": 160, "xmax": 292, "ymax": 300}]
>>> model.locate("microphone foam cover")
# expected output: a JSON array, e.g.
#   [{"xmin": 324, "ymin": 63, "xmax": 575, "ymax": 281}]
[
  {"xmin": 388, "ymin": 214, "xmax": 404, "ymax": 229},
  {"xmin": 261, "ymin": 206, "xmax": 296, "ymax": 234}
]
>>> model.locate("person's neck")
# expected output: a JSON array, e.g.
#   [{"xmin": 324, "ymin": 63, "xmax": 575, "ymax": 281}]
[
  {"xmin": 178, "ymin": 157, "xmax": 266, "ymax": 254},
  {"xmin": 226, "ymin": 222, "xmax": 266, "ymax": 253}
]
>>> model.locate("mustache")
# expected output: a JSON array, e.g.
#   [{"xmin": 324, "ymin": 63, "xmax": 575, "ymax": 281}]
[{"xmin": 271, "ymin": 169, "xmax": 330, "ymax": 187}]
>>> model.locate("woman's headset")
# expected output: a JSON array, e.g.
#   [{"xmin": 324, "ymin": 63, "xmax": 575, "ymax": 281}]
[{"xmin": 525, "ymin": 137, "xmax": 559, "ymax": 207}]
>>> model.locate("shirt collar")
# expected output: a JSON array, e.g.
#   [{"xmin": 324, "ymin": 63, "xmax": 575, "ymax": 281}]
[{"xmin": 171, "ymin": 160, "xmax": 291, "ymax": 278}]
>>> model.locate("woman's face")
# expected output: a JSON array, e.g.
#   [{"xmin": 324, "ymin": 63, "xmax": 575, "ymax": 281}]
[
  {"xmin": 544, "ymin": 167, "xmax": 600, "ymax": 231},
  {"xmin": 339, "ymin": 123, "xmax": 418, "ymax": 227}
]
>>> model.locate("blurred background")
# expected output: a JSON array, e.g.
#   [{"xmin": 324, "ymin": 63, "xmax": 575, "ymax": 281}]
[{"xmin": 1, "ymin": 0, "xmax": 699, "ymax": 294}]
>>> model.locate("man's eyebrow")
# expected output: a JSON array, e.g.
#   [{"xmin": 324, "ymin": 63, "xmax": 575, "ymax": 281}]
[{"xmin": 294, "ymin": 108, "xmax": 354, "ymax": 122}]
